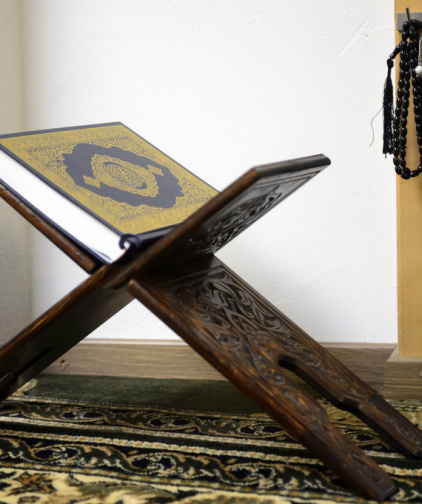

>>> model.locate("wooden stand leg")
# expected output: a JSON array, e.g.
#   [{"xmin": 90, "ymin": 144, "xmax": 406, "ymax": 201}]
[
  {"xmin": 0, "ymin": 266, "xmax": 132, "ymax": 401},
  {"xmin": 266, "ymin": 313, "xmax": 422, "ymax": 459},
  {"xmin": 134, "ymin": 255, "xmax": 422, "ymax": 459},
  {"xmin": 128, "ymin": 256, "xmax": 398, "ymax": 501}
]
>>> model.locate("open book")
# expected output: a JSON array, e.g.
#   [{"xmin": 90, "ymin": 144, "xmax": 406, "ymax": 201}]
[{"xmin": 0, "ymin": 123, "xmax": 217, "ymax": 263}]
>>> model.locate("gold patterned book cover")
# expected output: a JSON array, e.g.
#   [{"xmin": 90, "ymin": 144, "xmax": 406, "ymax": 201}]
[{"xmin": 0, "ymin": 123, "xmax": 217, "ymax": 262}]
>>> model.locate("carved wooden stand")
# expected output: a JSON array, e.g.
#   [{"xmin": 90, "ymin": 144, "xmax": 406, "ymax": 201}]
[{"xmin": 0, "ymin": 154, "xmax": 420, "ymax": 501}]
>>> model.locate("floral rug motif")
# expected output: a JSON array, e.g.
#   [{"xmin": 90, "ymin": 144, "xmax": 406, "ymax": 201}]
[{"xmin": 0, "ymin": 375, "xmax": 421, "ymax": 503}]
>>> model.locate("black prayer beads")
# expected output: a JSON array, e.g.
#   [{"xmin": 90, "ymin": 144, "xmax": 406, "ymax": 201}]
[{"xmin": 392, "ymin": 20, "xmax": 422, "ymax": 179}]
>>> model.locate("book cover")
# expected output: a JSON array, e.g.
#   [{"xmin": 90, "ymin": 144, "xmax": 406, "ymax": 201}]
[{"xmin": 0, "ymin": 123, "xmax": 217, "ymax": 237}]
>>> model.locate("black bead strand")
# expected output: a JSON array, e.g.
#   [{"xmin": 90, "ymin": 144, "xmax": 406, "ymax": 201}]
[{"xmin": 392, "ymin": 20, "xmax": 422, "ymax": 179}]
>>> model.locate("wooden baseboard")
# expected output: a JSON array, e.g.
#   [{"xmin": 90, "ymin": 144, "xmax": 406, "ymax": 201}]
[
  {"xmin": 44, "ymin": 340, "xmax": 395, "ymax": 392},
  {"xmin": 384, "ymin": 346, "xmax": 422, "ymax": 399}
]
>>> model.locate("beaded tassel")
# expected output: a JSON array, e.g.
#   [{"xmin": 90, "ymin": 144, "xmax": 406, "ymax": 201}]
[{"xmin": 383, "ymin": 57, "xmax": 395, "ymax": 156}]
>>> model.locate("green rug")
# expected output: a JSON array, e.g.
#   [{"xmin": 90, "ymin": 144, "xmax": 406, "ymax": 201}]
[{"xmin": 0, "ymin": 375, "xmax": 421, "ymax": 503}]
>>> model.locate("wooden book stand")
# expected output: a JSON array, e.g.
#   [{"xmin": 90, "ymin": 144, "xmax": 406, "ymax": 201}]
[{"xmin": 0, "ymin": 153, "xmax": 421, "ymax": 501}]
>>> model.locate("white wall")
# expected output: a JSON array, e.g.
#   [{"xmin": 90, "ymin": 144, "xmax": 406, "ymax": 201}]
[
  {"xmin": 0, "ymin": 0, "xmax": 31, "ymax": 346},
  {"xmin": 7, "ymin": 0, "xmax": 397, "ymax": 344}
]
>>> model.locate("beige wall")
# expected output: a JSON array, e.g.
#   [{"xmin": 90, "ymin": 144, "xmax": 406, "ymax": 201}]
[
  {"xmin": 0, "ymin": 0, "xmax": 31, "ymax": 345},
  {"xmin": 1, "ymin": 0, "xmax": 398, "ymax": 346}
]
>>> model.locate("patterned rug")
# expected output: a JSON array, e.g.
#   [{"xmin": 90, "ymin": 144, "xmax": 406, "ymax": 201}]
[{"xmin": 0, "ymin": 375, "xmax": 421, "ymax": 504}]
